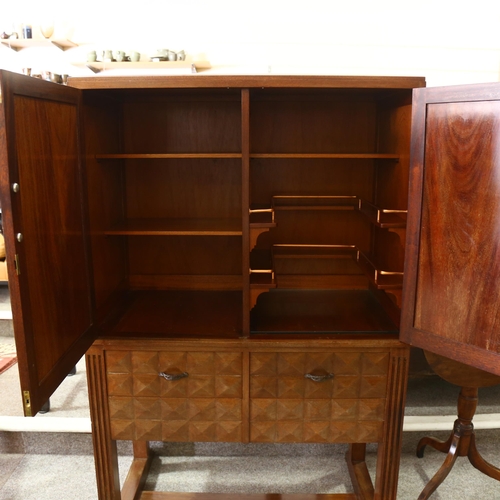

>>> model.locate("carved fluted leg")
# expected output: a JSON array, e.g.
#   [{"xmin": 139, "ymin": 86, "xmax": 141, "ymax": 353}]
[
  {"xmin": 373, "ymin": 349, "xmax": 410, "ymax": 500},
  {"xmin": 86, "ymin": 347, "xmax": 121, "ymax": 500}
]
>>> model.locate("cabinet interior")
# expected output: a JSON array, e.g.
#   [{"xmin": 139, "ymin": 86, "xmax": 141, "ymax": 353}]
[{"xmin": 82, "ymin": 87, "xmax": 412, "ymax": 339}]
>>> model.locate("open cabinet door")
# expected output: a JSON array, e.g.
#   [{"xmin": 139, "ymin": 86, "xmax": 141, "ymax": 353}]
[
  {"xmin": 0, "ymin": 71, "xmax": 96, "ymax": 415},
  {"xmin": 401, "ymin": 83, "xmax": 500, "ymax": 376}
]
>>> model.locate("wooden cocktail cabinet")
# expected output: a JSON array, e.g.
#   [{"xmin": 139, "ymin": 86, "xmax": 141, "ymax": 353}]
[{"xmin": 1, "ymin": 71, "xmax": 499, "ymax": 499}]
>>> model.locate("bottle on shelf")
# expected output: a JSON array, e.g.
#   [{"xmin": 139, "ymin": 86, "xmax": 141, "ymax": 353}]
[{"xmin": 22, "ymin": 24, "xmax": 32, "ymax": 39}]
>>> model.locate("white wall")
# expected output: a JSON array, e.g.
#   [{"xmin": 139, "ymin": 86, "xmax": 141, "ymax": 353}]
[{"xmin": 1, "ymin": 0, "xmax": 499, "ymax": 87}]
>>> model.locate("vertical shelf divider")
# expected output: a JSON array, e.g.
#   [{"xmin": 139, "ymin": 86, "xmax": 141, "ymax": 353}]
[{"xmin": 241, "ymin": 89, "xmax": 251, "ymax": 337}]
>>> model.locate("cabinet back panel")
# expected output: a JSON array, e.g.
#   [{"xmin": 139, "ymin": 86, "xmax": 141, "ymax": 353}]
[
  {"xmin": 125, "ymin": 159, "xmax": 241, "ymax": 219},
  {"xmin": 371, "ymin": 228, "xmax": 405, "ymax": 274},
  {"xmin": 375, "ymin": 98, "xmax": 412, "ymax": 210},
  {"xmin": 251, "ymin": 159, "xmax": 374, "ymax": 204},
  {"xmin": 250, "ymin": 290, "xmax": 397, "ymax": 334},
  {"xmin": 127, "ymin": 236, "xmax": 242, "ymax": 276},
  {"xmin": 84, "ymin": 99, "xmax": 128, "ymax": 315},
  {"xmin": 250, "ymin": 96, "xmax": 377, "ymax": 154},
  {"xmin": 122, "ymin": 98, "xmax": 241, "ymax": 154},
  {"xmin": 256, "ymin": 212, "xmax": 371, "ymax": 252}
]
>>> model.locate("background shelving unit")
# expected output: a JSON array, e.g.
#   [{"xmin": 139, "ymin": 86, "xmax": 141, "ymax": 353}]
[{"xmin": 1, "ymin": 39, "xmax": 77, "ymax": 51}]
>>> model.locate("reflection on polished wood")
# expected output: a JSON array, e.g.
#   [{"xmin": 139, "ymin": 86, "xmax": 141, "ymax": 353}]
[
  {"xmin": 104, "ymin": 218, "xmax": 242, "ymax": 236},
  {"xmin": 97, "ymin": 153, "xmax": 242, "ymax": 160}
]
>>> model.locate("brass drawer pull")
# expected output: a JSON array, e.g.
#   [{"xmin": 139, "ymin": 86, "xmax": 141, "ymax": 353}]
[
  {"xmin": 304, "ymin": 373, "xmax": 334, "ymax": 382},
  {"xmin": 159, "ymin": 371, "xmax": 189, "ymax": 381}
]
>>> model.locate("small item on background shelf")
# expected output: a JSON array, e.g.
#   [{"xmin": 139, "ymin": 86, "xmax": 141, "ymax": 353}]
[
  {"xmin": 114, "ymin": 50, "xmax": 127, "ymax": 62},
  {"xmin": 22, "ymin": 68, "xmax": 31, "ymax": 76},
  {"xmin": 151, "ymin": 49, "xmax": 168, "ymax": 62},
  {"xmin": 1, "ymin": 31, "xmax": 18, "ymax": 39},
  {"xmin": 49, "ymin": 73, "xmax": 61, "ymax": 84},
  {"xmin": 151, "ymin": 49, "xmax": 186, "ymax": 62},
  {"xmin": 130, "ymin": 51, "xmax": 140, "ymax": 62},
  {"xmin": 22, "ymin": 24, "xmax": 32, "ymax": 39},
  {"xmin": 87, "ymin": 51, "xmax": 97, "ymax": 62},
  {"xmin": 103, "ymin": 49, "xmax": 113, "ymax": 62},
  {"xmin": 39, "ymin": 21, "xmax": 54, "ymax": 39}
]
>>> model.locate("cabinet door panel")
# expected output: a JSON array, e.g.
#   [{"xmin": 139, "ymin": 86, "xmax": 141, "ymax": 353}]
[
  {"xmin": 0, "ymin": 71, "xmax": 96, "ymax": 414},
  {"xmin": 401, "ymin": 84, "xmax": 500, "ymax": 375}
]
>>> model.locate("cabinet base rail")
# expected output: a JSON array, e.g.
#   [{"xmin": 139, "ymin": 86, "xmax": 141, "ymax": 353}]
[
  {"xmin": 118, "ymin": 441, "xmax": 372, "ymax": 500},
  {"xmin": 138, "ymin": 493, "xmax": 357, "ymax": 499}
]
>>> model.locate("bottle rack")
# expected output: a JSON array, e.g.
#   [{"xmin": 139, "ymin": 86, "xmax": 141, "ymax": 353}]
[
  {"xmin": 249, "ymin": 195, "xmax": 407, "ymax": 250},
  {"xmin": 249, "ymin": 195, "xmax": 406, "ymax": 310}
]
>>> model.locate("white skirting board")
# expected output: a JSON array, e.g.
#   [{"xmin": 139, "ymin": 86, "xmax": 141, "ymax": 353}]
[
  {"xmin": 0, "ymin": 416, "xmax": 91, "ymax": 433},
  {"xmin": 0, "ymin": 310, "xmax": 13, "ymax": 320},
  {"xmin": 0, "ymin": 414, "xmax": 499, "ymax": 434}
]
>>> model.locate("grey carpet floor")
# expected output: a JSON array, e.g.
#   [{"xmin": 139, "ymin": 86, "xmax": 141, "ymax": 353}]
[{"xmin": 1, "ymin": 431, "xmax": 500, "ymax": 499}]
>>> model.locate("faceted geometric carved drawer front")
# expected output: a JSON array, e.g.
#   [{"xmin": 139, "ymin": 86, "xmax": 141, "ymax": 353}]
[
  {"xmin": 106, "ymin": 351, "xmax": 243, "ymax": 442},
  {"xmin": 249, "ymin": 351, "xmax": 388, "ymax": 443}
]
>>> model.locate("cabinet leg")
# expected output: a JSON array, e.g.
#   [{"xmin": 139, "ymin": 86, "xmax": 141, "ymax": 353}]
[
  {"xmin": 121, "ymin": 441, "xmax": 152, "ymax": 500},
  {"xmin": 86, "ymin": 350, "xmax": 121, "ymax": 500},
  {"xmin": 373, "ymin": 351, "xmax": 409, "ymax": 500},
  {"xmin": 346, "ymin": 443, "xmax": 374, "ymax": 500}
]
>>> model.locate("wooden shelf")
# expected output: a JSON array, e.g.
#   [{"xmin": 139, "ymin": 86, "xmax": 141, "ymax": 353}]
[
  {"xmin": 250, "ymin": 248, "xmax": 276, "ymax": 287},
  {"xmin": 104, "ymin": 218, "xmax": 242, "ymax": 236},
  {"xmin": 250, "ymin": 244, "xmax": 402, "ymax": 291},
  {"xmin": 250, "ymin": 153, "xmax": 400, "ymax": 160},
  {"xmin": 96, "ymin": 153, "xmax": 242, "ymax": 160},
  {"xmin": 1, "ymin": 38, "xmax": 77, "ymax": 51},
  {"xmin": 109, "ymin": 290, "xmax": 242, "ymax": 337},
  {"xmin": 356, "ymin": 251, "xmax": 404, "ymax": 289},
  {"xmin": 273, "ymin": 195, "xmax": 358, "ymax": 211},
  {"xmin": 358, "ymin": 199, "xmax": 407, "ymax": 228},
  {"xmin": 96, "ymin": 153, "xmax": 398, "ymax": 161},
  {"xmin": 78, "ymin": 61, "xmax": 211, "ymax": 74},
  {"xmin": 249, "ymin": 206, "xmax": 275, "ymax": 226},
  {"xmin": 252, "ymin": 196, "xmax": 407, "ymax": 229},
  {"xmin": 250, "ymin": 289, "xmax": 398, "ymax": 334}
]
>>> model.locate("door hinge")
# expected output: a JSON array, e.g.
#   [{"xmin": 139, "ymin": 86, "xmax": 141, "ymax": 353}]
[
  {"xmin": 23, "ymin": 390, "xmax": 32, "ymax": 416},
  {"xmin": 14, "ymin": 254, "xmax": 20, "ymax": 275}
]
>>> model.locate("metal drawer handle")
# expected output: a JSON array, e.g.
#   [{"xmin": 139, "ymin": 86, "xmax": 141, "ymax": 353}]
[
  {"xmin": 159, "ymin": 371, "xmax": 189, "ymax": 381},
  {"xmin": 304, "ymin": 373, "xmax": 334, "ymax": 383}
]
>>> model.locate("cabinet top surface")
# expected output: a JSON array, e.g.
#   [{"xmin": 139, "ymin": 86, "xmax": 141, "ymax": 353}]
[{"xmin": 66, "ymin": 74, "xmax": 426, "ymax": 90}]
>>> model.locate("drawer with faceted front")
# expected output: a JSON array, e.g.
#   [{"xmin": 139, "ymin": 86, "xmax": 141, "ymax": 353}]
[
  {"xmin": 249, "ymin": 351, "xmax": 389, "ymax": 443},
  {"xmin": 106, "ymin": 351, "xmax": 243, "ymax": 442}
]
